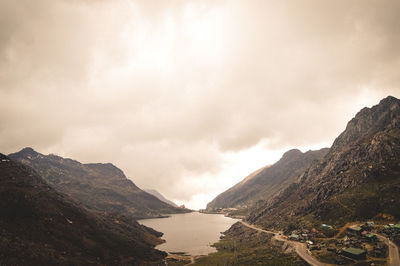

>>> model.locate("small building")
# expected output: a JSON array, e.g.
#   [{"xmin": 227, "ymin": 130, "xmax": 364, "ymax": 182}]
[
  {"xmin": 308, "ymin": 244, "xmax": 321, "ymax": 250},
  {"xmin": 348, "ymin": 226, "xmax": 362, "ymax": 234},
  {"xmin": 327, "ymin": 247, "xmax": 336, "ymax": 252},
  {"xmin": 366, "ymin": 221, "xmax": 375, "ymax": 227},
  {"xmin": 365, "ymin": 233, "xmax": 377, "ymax": 242},
  {"xmin": 342, "ymin": 247, "xmax": 367, "ymax": 260},
  {"xmin": 289, "ymin": 234, "xmax": 299, "ymax": 240},
  {"xmin": 322, "ymin": 224, "xmax": 333, "ymax": 230}
]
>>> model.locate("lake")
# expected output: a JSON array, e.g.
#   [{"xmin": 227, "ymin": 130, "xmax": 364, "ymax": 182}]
[{"xmin": 139, "ymin": 212, "xmax": 238, "ymax": 256}]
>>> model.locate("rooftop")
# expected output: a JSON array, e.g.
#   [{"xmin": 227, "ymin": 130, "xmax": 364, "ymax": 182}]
[{"xmin": 343, "ymin": 247, "xmax": 366, "ymax": 255}]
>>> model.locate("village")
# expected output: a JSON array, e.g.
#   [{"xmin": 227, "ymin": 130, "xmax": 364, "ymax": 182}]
[
  {"xmin": 200, "ymin": 207, "xmax": 400, "ymax": 264},
  {"xmin": 286, "ymin": 221, "xmax": 400, "ymax": 265}
]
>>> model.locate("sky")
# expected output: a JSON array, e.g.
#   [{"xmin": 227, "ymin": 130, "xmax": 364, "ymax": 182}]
[{"xmin": 1, "ymin": 0, "xmax": 400, "ymax": 209}]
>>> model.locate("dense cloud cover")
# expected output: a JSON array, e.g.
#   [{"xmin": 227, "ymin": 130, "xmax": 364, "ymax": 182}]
[{"xmin": 1, "ymin": 0, "xmax": 399, "ymax": 208}]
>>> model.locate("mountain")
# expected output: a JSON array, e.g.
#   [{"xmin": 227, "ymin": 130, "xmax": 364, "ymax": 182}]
[
  {"xmin": 9, "ymin": 148, "xmax": 189, "ymax": 219},
  {"xmin": 0, "ymin": 153, "xmax": 165, "ymax": 265},
  {"xmin": 144, "ymin": 189, "xmax": 178, "ymax": 207},
  {"xmin": 248, "ymin": 96, "xmax": 400, "ymax": 231},
  {"xmin": 206, "ymin": 148, "xmax": 328, "ymax": 211}
]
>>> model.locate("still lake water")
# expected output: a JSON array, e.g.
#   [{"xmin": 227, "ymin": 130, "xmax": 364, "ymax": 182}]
[{"xmin": 139, "ymin": 212, "xmax": 238, "ymax": 256}]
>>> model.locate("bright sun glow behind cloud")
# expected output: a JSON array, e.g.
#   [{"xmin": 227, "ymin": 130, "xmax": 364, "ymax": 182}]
[
  {"xmin": 90, "ymin": 2, "xmax": 233, "ymax": 92},
  {"xmin": 183, "ymin": 4, "xmax": 232, "ymax": 66}
]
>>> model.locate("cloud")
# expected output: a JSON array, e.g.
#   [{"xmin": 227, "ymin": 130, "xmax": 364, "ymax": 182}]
[{"xmin": 1, "ymin": 0, "xmax": 400, "ymax": 208}]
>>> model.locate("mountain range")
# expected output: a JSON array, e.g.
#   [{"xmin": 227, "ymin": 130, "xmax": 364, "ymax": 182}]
[
  {"xmin": 9, "ymin": 148, "xmax": 189, "ymax": 219},
  {"xmin": 2, "ymin": 95, "xmax": 400, "ymax": 264},
  {"xmin": 207, "ymin": 148, "xmax": 328, "ymax": 211},
  {"xmin": 0, "ymin": 153, "xmax": 165, "ymax": 265},
  {"xmin": 208, "ymin": 96, "xmax": 400, "ymax": 233}
]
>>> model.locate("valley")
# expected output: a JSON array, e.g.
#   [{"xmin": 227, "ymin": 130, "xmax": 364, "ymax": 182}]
[
  {"xmin": 2, "ymin": 0, "xmax": 400, "ymax": 264},
  {"xmin": 1, "ymin": 96, "xmax": 400, "ymax": 265},
  {"xmin": 192, "ymin": 96, "xmax": 400, "ymax": 265}
]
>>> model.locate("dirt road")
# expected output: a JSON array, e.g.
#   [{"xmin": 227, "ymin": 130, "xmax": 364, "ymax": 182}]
[
  {"xmin": 376, "ymin": 234, "xmax": 400, "ymax": 266},
  {"xmin": 240, "ymin": 221, "xmax": 331, "ymax": 266},
  {"xmin": 241, "ymin": 221, "xmax": 400, "ymax": 266}
]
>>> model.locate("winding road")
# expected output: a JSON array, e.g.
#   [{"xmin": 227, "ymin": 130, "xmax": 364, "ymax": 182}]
[
  {"xmin": 376, "ymin": 234, "xmax": 400, "ymax": 266},
  {"xmin": 240, "ymin": 221, "xmax": 330, "ymax": 266},
  {"xmin": 240, "ymin": 221, "xmax": 400, "ymax": 266}
]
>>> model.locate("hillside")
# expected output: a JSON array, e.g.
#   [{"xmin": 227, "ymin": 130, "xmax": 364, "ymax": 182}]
[
  {"xmin": 0, "ymin": 154, "xmax": 165, "ymax": 265},
  {"xmin": 145, "ymin": 189, "xmax": 178, "ymax": 207},
  {"xmin": 248, "ymin": 96, "xmax": 400, "ymax": 230},
  {"xmin": 9, "ymin": 148, "xmax": 189, "ymax": 219},
  {"xmin": 206, "ymin": 148, "xmax": 328, "ymax": 211}
]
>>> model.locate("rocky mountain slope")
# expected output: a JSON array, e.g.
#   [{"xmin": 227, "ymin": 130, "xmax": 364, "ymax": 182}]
[
  {"xmin": 206, "ymin": 148, "xmax": 328, "ymax": 211},
  {"xmin": 0, "ymin": 154, "xmax": 165, "ymax": 265},
  {"xmin": 248, "ymin": 96, "xmax": 400, "ymax": 230},
  {"xmin": 145, "ymin": 189, "xmax": 178, "ymax": 207},
  {"xmin": 9, "ymin": 148, "xmax": 188, "ymax": 218}
]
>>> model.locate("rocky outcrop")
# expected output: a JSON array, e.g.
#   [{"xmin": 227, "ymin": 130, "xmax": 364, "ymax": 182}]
[
  {"xmin": 248, "ymin": 96, "xmax": 400, "ymax": 230},
  {"xmin": 206, "ymin": 148, "xmax": 328, "ymax": 210},
  {"xmin": 9, "ymin": 148, "xmax": 189, "ymax": 218}
]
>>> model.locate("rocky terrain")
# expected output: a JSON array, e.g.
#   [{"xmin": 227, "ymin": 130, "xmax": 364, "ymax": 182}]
[
  {"xmin": 9, "ymin": 148, "xmax": 189, "ymax": 219},
  {"xmin": 144, "ymin": 189, "xmax": 178, "ymax": 207},
  {"xmin": 248, "ymin": 96, "xmax": 400, "ymax": 230},
  {"xmin": 0, "ymin": 154, "xmax": 166, "ymax": 265},
  {"xmin": 206, "ymin": 148, "xmax": 328, "ymax": 211}
]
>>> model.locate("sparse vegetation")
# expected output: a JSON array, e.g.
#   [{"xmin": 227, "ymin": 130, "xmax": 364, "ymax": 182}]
[
  {"xmin": 9, "ymin": 148, "xmax": 190, "ymax": 219},
  {"xmin": 0, "ymin": 154, "xmax": 166, "ymax": 265},
  {"xmin": 193, "ymin": 222, "xmax": 306, "ymax": 266}
]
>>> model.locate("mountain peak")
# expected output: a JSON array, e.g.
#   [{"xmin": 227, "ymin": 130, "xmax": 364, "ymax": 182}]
[
  {"xmin": 379, "ymin": 95, "xmax": 400, "ymax": 106},
  {"xmin": 281, "ymin": 149, "xmax": 302, "ymax": 160},
  {"xmin": 16, "ymin": 147, "xmax": 40, "ymax": 157},
  {"xmin": 332, "ymin": 95, "xmax": 400, "ymax": 151}
]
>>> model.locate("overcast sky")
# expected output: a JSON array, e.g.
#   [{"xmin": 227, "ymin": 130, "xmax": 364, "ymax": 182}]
[{"xmin": 1, "ymin": 0, "xmax": 400, "ymax": 209}]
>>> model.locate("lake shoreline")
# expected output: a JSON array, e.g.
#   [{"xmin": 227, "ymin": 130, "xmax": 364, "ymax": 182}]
[{"xmin": 139, "ymin": 212, "xmax": 239, "ymax": 256}]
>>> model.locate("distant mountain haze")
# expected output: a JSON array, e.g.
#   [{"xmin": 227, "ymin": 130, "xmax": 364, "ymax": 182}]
[
  {"xmin": 248, "ymin": 96, "xmax": 400, "ymax": 230},
  {"xmin": 0, "ymin": 153, "xmax": 166, "ymax": 265},
  {"xmin": 144, "ymin": 189, "xmax": 178, "ymax": 207},
  {"xmin": 207, "ymin": 148, "xmax": 329, "ymax": 211},
  {"xmin": 9, "ymin": 148, "xmax": 189, "ymax": 218}
]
